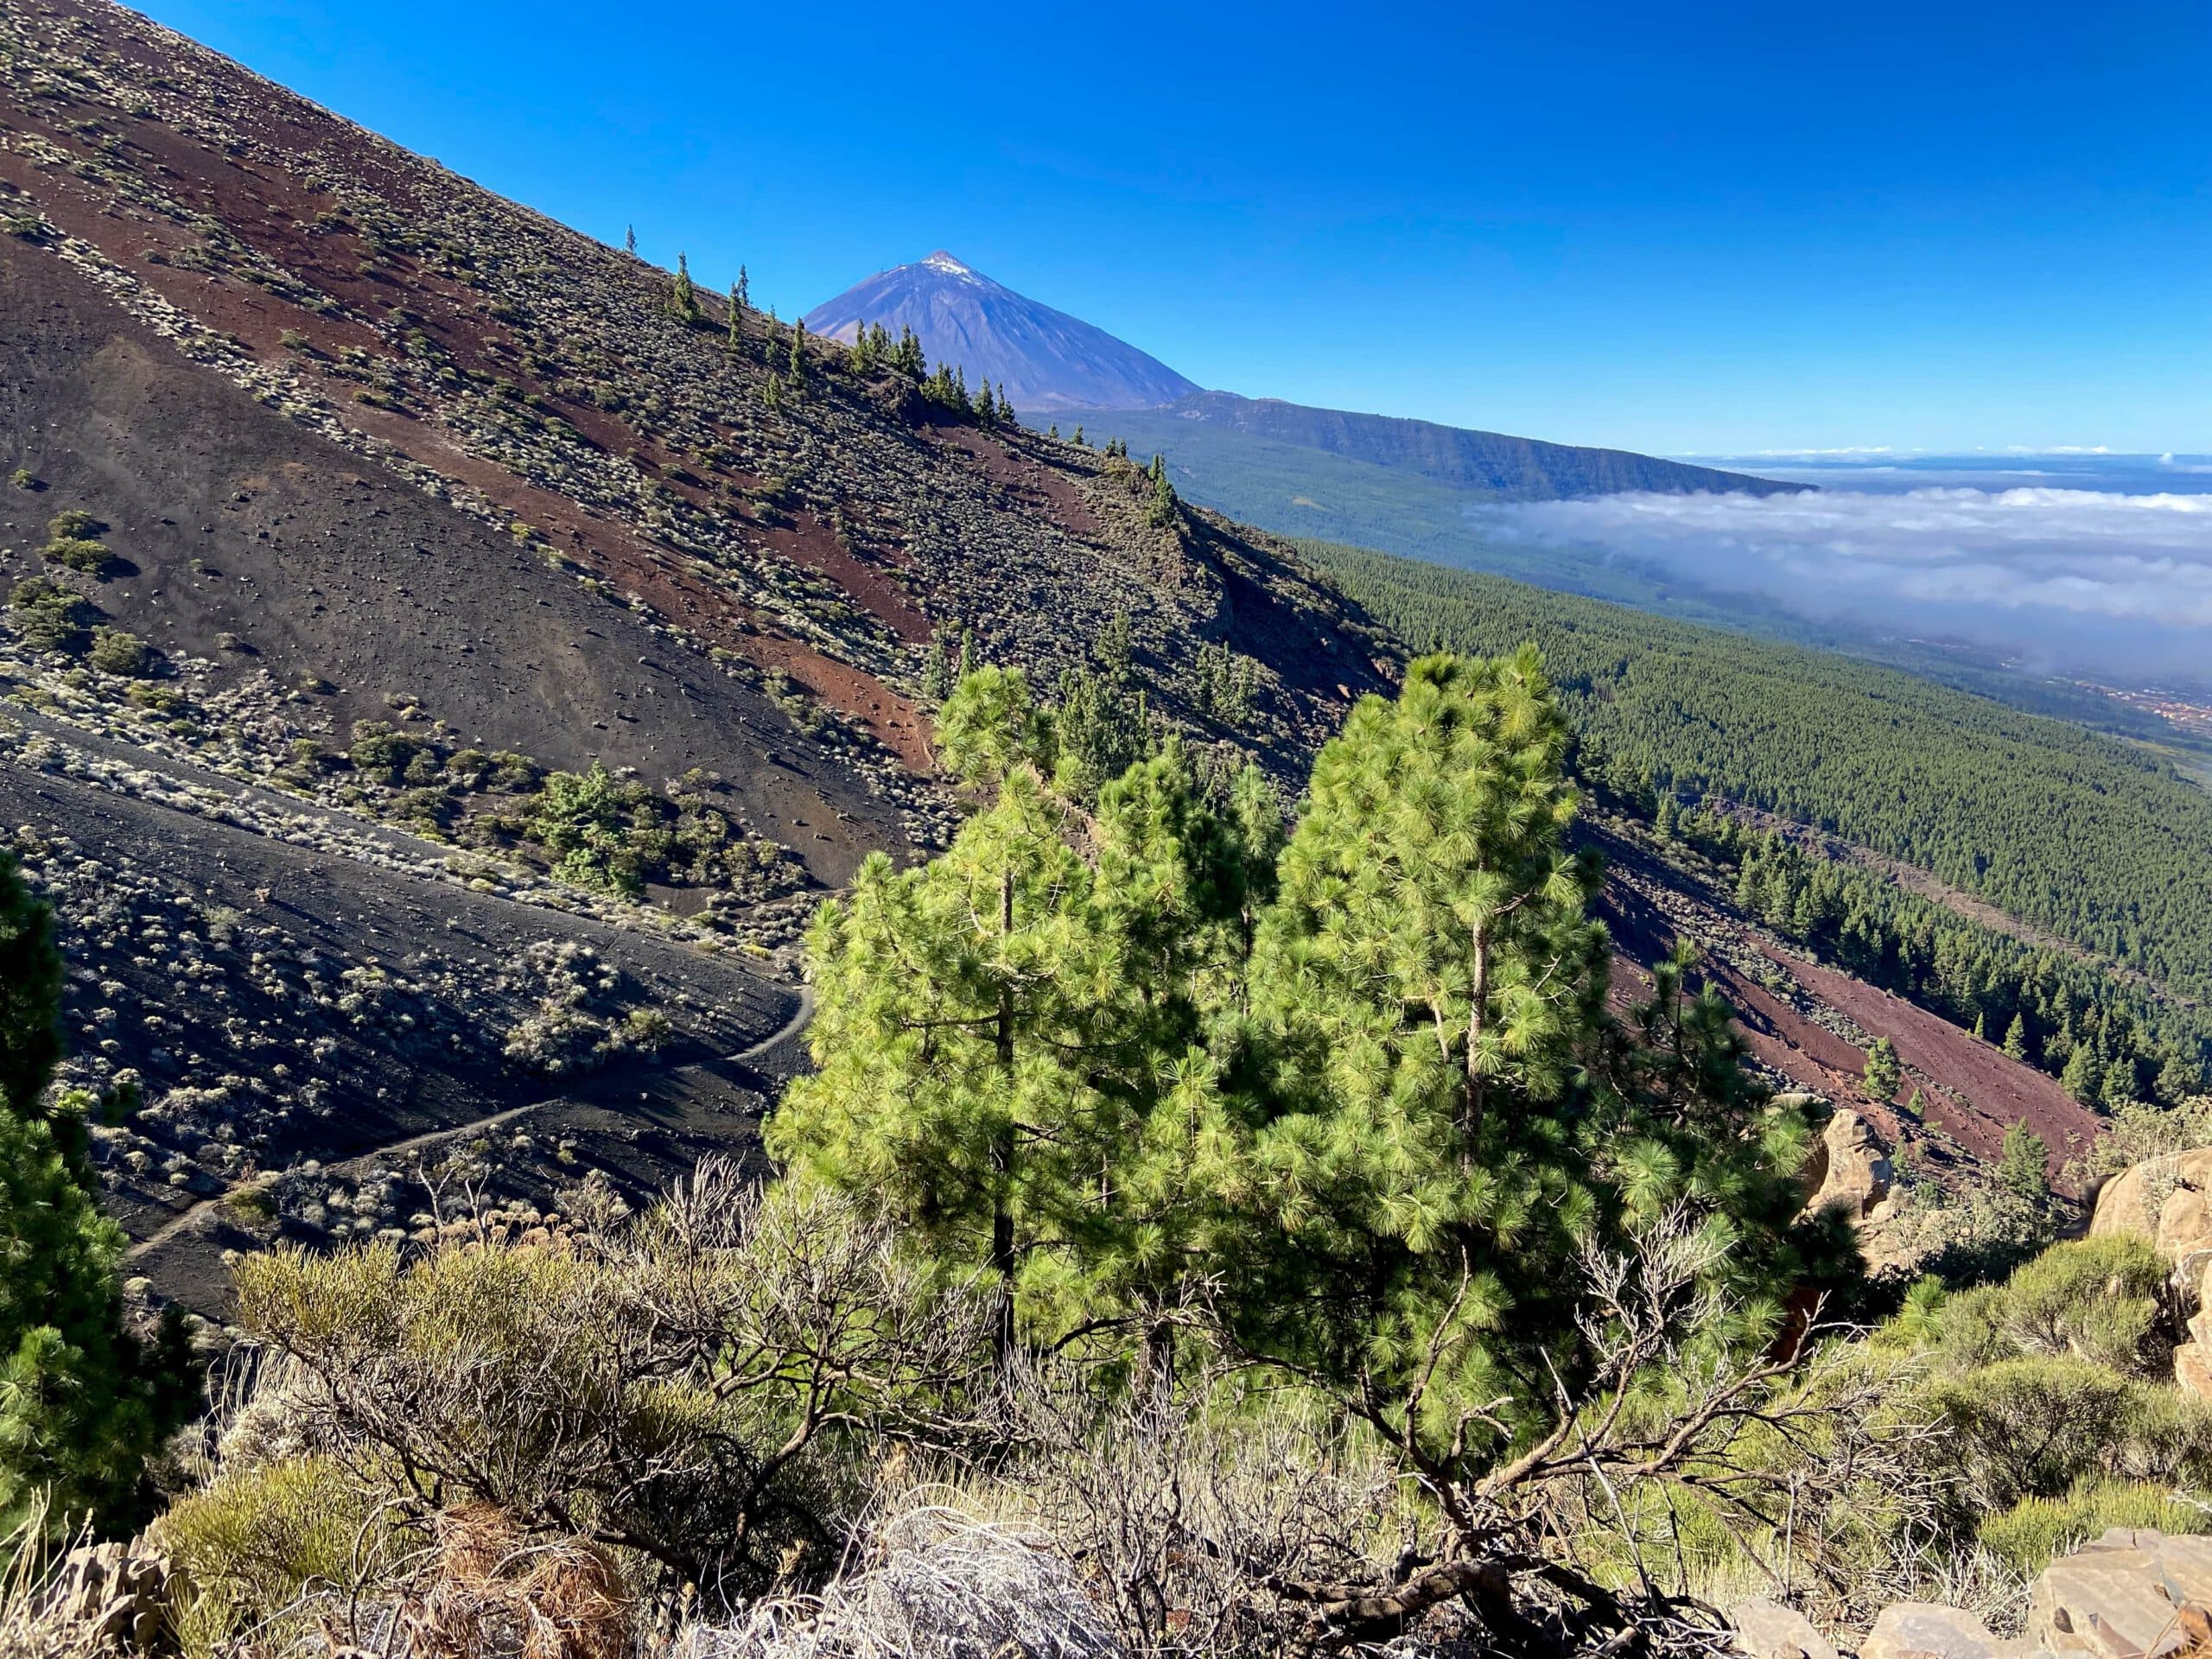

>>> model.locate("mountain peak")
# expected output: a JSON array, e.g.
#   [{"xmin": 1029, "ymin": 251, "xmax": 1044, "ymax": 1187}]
[
  {"xmin": 919, "ymin": 250, "xmax": 976, "ymax": 277},
  {"xmin": 804, "ymin": 257, "xmax": 1200, "ymax": 411}
]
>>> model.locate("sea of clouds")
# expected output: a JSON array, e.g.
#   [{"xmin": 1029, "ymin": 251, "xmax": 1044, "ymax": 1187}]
[{"xmin": 1480, "ymin": 486, "xmax": 2212, "ymax": 683}]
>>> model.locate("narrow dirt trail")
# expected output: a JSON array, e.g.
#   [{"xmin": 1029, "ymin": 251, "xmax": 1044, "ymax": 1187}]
[{"xmin": 124, "ymin": 986, "xmax": 815, "ymax": 1263}]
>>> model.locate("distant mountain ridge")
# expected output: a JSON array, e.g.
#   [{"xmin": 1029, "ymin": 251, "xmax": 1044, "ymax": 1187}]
[
  {"xmin": 802, "ymin": 252, "xmax": 1198, "ymax": 411},
  {"xmin": 805, "ymin": 254, "xmax": 1800, "ymax": 500},
  {"xmin": 1147, "ymin": 391, "xmax": 1802, "ymax": 500}
]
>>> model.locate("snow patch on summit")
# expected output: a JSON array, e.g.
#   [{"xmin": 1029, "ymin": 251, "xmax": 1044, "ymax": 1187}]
[{"xmin": 920, "ymin": 251, "xmax": 977, "ymax": 281}]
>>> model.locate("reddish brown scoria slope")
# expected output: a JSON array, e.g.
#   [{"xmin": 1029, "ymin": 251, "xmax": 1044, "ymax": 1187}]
[
  {"xmin": 1596, "ymin": 823, "xmax": 2105, "ymax": 1190},
  {"xmin": 0, "ymin": 0, "xmax": 1389, "ymax": 821}
]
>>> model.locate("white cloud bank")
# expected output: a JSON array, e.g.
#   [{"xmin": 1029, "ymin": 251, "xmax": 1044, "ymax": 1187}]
[{"xmin": 1484, "ymin": 487, "xmax": 2212, "ymax": 681}]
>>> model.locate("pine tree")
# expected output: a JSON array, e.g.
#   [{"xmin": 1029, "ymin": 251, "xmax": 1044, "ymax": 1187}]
[
  {"xmin": 2002, "ymin": 1013, "xmax": 2031, "ymax": 1061},
  {"xmin": 1998, "ymin": 1121, "xmax": 2050, "ymax": 1202},
  {"xmin": 1048, "ymin": 423, "xmax": 1060, "ymax": 441},
  {"xmin": 736, "ymin": 264, "xmax": 749, "ymax": 311},
  {"xmin": 767, "ymin": 758, "xmax": 1103, "ymax": 1358},
  {"xmin": 893, "ymin": 326, "xmax": 926, "ymax": 379},
  {"xmin": 2104, "ymin": 1054, "xmax": 2141, "ymax": 1106},
  {"xmin": 920, "ymin": 632, "xmax": 954, "ymax": 701},
  {"xmin": 2061, "ymin": 1040, "xmax": 2101, "ymax": 1103},
  {"xmin": 669, "ymin": 252, "xmax": 699, "ymax": 322},
  {"xmin": 2158, "ymin": 1051, "xmax": 2204, "ymax": 1106},
  {"xmin": 625, "ymin": 224, "xmax": 637, "ymax": 257},
  {"xmin": 788, "ymin": 316, "xmax": 807, "ymax": 384},
  {"xmin": 1147, "ymin": 467, "xmax": 1177, "ymax": 530},
  {"xmin": 725, "ymin": 283, "xmax": 744, "ymax": 359},
  {"xmin": 771, "ymin": 674, "xmax": 1254, "ymax": 1368},
  {"xmin": 1071, "ymin": 424, "xmax": 1085, "ymax": 448},
  {"xmin": 0, "ymin": 855, "xmax": 194, "ymax": 1541},
  {"xmin": 1096, "ymin": 610, "xmax": 1134, "ymax": 686},
  {"xmin": 1862, "ymin": 1035, "xmax": 1902, "ymax": 1101},
  {"xmin": 1220, "ymin": 652, "xmax": 1827, "ymax": 1469}
]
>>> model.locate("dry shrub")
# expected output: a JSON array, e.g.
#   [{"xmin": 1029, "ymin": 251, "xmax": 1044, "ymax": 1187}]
[
  {"xmin": 677, "ymin": 1500, "xmax": 1117, "ymax": 1659},
  {"xmin": 389, "ymin": 1504, "xmax": 634, "ymax": 1659},
  {"xmin": 183, "ymin": 1167, "xmax": 990, "ymax": 1644},
  {"xmin": 987, "ymin": 1363, "xmax": 1408, "ymax": 1656}
]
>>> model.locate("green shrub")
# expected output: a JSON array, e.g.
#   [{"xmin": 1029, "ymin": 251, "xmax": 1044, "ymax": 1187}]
[
  {"xmin": 41, "ymin": 537, "xmax": 111, "ymax": 575},
  {"xmin": 531, "ymin": 764, "xmax": 654, "ymax": 896},
  {"xmin": 5, "ymin": 577, "xmax": 92, "ymax": 653},
  {"xmin": 153, "ymin": 1455, "xmax": 395, "ymax": 1656},
  {"xmin": 1925, "ymin": 1235, "xmax": 2171, "ymax": 1376},
  {"xmin": 8, "ymin": 469, "xmax": 35, "ymax": 490},
  {"xmin": 46, "ymin": 510, "xmax": 99, "ymax": 539},
  {"xmin": 1929, "ymin": 1354, "xmax": 2212, "ymax": 1511},
  {"xmin": 86, "ymin": 626, "xmax": 156, "ymax": 678},
  {"xmin": 346, "ymin": 720, "xmax": 423, "ymax": 785},
  {"xmin": 1978, "ymin": 1477, "xmax": 2210, "ymax": 1574}
]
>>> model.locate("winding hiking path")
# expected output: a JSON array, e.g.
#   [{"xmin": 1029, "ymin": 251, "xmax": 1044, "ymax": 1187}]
[{"xmin": 124, "ymin": 985, "xmax": 815, "ymax": 1263}]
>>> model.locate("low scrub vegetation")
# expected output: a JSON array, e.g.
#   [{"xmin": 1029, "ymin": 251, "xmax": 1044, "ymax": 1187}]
[{"xmin": 3, "ymin": 654, "xmax": 2209, "ymax": 1657}]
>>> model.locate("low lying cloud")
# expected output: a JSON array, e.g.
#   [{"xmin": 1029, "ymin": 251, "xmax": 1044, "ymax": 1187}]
[{"xmin": 1482, "ymin": 487, "xmax": 2212, "ymax": 684}]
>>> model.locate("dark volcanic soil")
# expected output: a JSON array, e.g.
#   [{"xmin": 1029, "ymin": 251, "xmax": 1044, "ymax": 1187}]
[
  {"xmin": 0, "ymin": 717, "xmax": 795, "ymax": 1312},
  {"xmin": 0, "ymin": 240, "xmax": 896, "ymax": 884}
]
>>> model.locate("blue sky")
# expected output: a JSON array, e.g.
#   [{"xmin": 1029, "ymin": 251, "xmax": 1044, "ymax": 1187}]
[{"xmin": 140, "ymin": 0, "xmax": 2211, "ymax": 456}]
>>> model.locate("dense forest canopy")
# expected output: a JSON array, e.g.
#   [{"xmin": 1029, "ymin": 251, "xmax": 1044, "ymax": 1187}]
[{"xmin": 1304, "ymin": 541, "xmax": 2212, "ymax": 1004}]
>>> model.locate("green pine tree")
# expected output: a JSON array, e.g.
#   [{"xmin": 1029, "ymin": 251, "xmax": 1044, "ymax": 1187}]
[
  {"xmin": 1219, "ymin": 651, "xmax": 1827, "ymax": 1471},
  {"xmin": 2002, "ymin": 1014, "xmax": 2031, "ymax": 1061},
  {"xmin": 1997, "ymin": 1121, "xmax": 2050, "ymax": 1202},
  {"xmin": 1147, "ymin": 467, "xmax": 1177, "ymax": 530},
  {"xmin": 920, "ymin": 632, "xmax": 954, "ymax": 702},
  {"xmin": 725, "ymin": 283, "xmax": 744, "ymax": 359},
  {"xmin": 0, "ymin": 855, "xmax": 194, "ymax": 1543},
  {"xmin": 2062, "ymin": 1040, "xmax": 2101, "ymax": 1103},
  {"xmin": 669, "ymin": 253, "xmax": 699, "ymax": 323},
  {"xmin": 1862, "ymin": 1036, "xmax": 1903, "ymax": 1101},
  {"xmin": 788, "ymin": 316, "xmax": 807, "ymax": 384},
  {"xmin": 2158, "ymin": 1051, "xmax": 2204, "ymax": 1106}
]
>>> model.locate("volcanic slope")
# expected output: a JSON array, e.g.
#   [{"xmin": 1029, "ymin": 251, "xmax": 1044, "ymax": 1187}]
[
  {"xmin": 0, "ymin": 0, "xmax": 1391, "ymax": 1306},
  {"xmin": 0, "ymin": 2, "xmax": 2108, "ymax": 1310}
]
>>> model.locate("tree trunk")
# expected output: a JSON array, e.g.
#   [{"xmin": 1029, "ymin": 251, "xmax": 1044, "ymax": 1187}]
[
  {"xmin": 1460, "ymin": 916, "xmax": 1491, "ymax": 1169},
  {"xmin": 991, "ymin": 868, "xmax": 1017, "ymax": 1367}
]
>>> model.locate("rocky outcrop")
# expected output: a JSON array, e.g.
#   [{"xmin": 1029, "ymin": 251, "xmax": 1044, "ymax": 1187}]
[
  {"xmin": 1801, "ymin": 1107, "xmax": 1896, "ymax": 1225},
  {"xmin": 2091, "ymin": 1150, "xmax": 2212, "ymax": 1397},
  {"xmin": 1732, "ymin": 1529, "xmax": 2212, "ymax": 1659},
  {"xmin": 2031, "ymin": 1529, "xmax": 2212, "ymax": 1658},
  {"xmin": 29, "ymin": 1541, "xmax": 171, "ymax": 1653},
  {"xmin": 1732, "ymin": 1598, "xmax": 1841, "ymax": 1659},
  {"xmin": 1859, "ymin": 1605, "xmax": 2033, "ymax": 1659}
]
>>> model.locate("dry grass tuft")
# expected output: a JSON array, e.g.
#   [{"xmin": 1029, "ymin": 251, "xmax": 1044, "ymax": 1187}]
[{"xmin": 385, "ymin": 1505, "xmax": 635, "ymax": 1659}]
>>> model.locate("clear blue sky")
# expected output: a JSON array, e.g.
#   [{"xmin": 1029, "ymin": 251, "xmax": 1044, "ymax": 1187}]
[{"xmin": 140, "ymin": 0, "xmax": 2211, "ymax": 456}]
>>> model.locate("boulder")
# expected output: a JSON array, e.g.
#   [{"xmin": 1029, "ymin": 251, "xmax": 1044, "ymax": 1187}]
[
  {"xmin": 1803, "ymin": 1108, "xmax": 1894, "ymax": 1224},
  {"xmin": 1731, "ymin": 1597, "xmax": 1840, "ymax": 1659},
  {"xmin": 2091, "ymin": 1152, "xmax": 2212, "ymax": 1396},
  {"xmin": 2029, "ymin": 1528, "xmax": 2212, "ymax": 1659},
  {"xmin": 2089, "ymin": 1150, "xmax": 2212, "ymax": 1294},
  {"xmin": 1861, "ymin": 1603, "xmax": 2037, "ymax": 1659}
]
